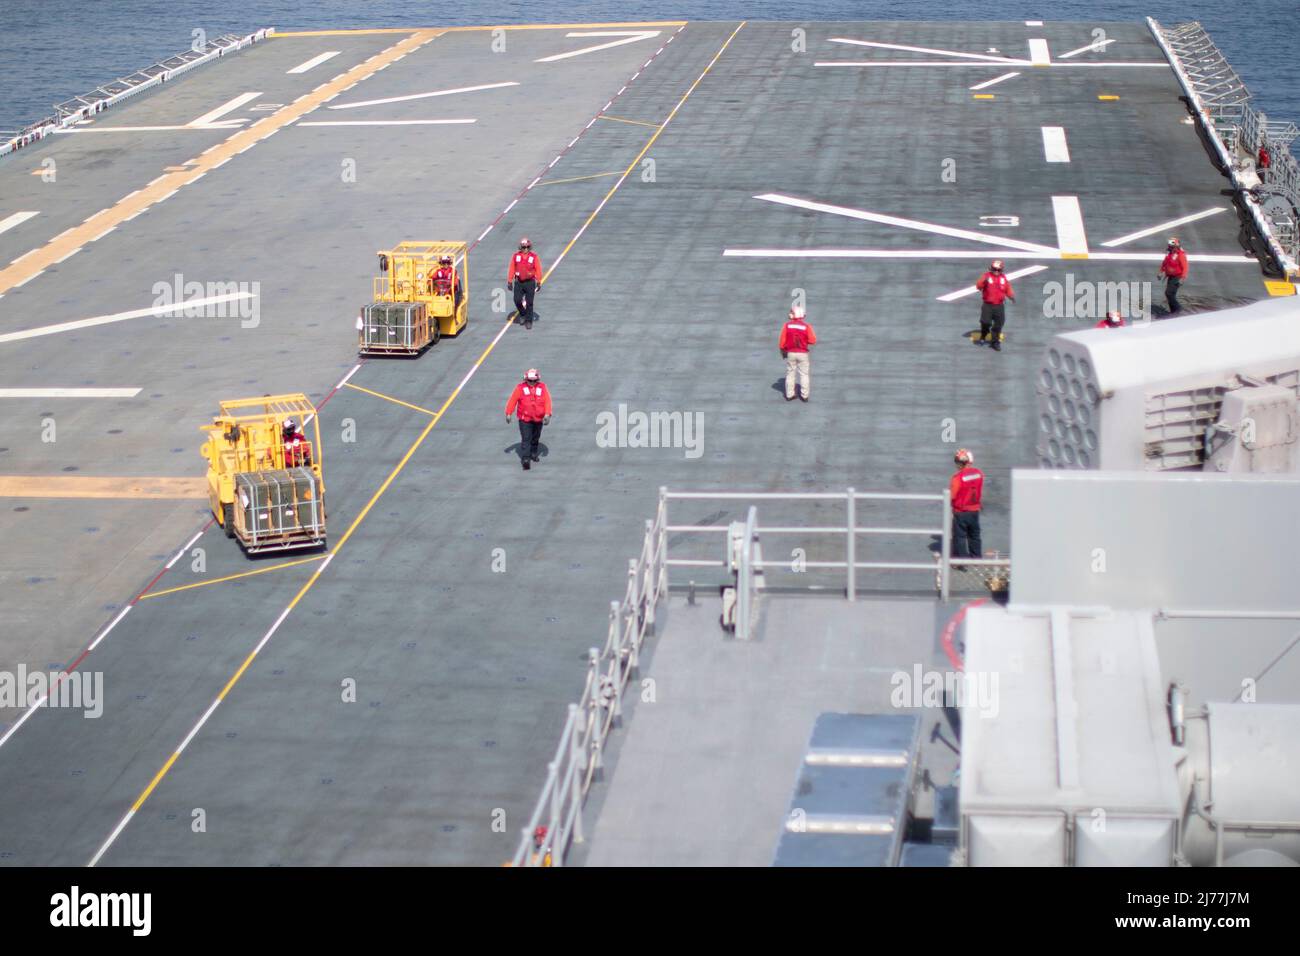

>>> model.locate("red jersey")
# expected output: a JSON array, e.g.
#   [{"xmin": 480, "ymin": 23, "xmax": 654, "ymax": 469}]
[
  {"xmin": 508, "ymin": 251, "xmax": 542, "ymax": 283},
  {"xmin": 950, "ymin": 466, "xmax": 984, "ymax": 512},
  {"xmin": 976, "ymin": 272, "xmax": 1014, "ymax": 305},
  {"xmin": 506, "ymin": 381, "xmax": 552, "ymax": 422},
  {"xmin": 1259, "ymin": 146, "xmax": 1271, "ymax": 169},
  {"xmin": 779, "ymin": 319, "xmax": 817, "ymax": 353},
  {"xmin": 431, "ymin": 266, "xmax": 458, "ymax": 295},
  {"xmin": 1160, "ymin": 248, "xmax": 1188, "ymax": 279},
  {"xmin": 1095, "ymin": 317, "xmax": 1126, "ymax": 329}
]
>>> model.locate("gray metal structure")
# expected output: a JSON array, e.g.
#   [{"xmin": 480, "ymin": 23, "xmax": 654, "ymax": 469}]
[{"xmin": 1037, "ymin": 297, "xmax": 1300, "ymax": 472}]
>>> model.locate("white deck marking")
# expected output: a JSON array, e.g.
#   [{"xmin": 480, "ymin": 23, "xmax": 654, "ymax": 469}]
[
  {"xmin": 56, "ymin": 125, "xmax": 249, "ymax": 133},
  {"xmin": 334, "ymin": 363, "xmax": 362, "ymax": 391},
  {"xmin": 1042, "ymin": 126, "xmax": 1071, "ymax": 163},
  {"xmin": 0, "ymin": 388, "xmax": 141, "ymax": 398},
  {"xmin": 725, "ymin": 248, "xmax": 1046, "ymax": 260},
  {"xmin": 723, "ymin": 248, "xmax": 1256, "ymax": 263},
  {"xmin": 754, "ymin": 193, "xmax": 1059, "ymax": 254},
  {"xmin": 1028, "ymin": 39, "xmax": 1052, "ymax": 65},
  {"xmin": 536, "ymin": 30, "xmax": 661, "ymax": 63},
  {"xmin": 816, "ymin": 60, "xmax": 1163, "ymax": 68},
  {"xmin": 1100, "ymin": 207, "xmax": 1229, "ymax": 247},
  {"xmin": 287, "ymin": 51, "xmax": 341, "ymax": 74},
  {"xmin": 828, "ymin": 38, "xmax": 1023, "ymax": 64},
  {"xmin": 328, "ymin": 81, "xmax": 518, "ymax": 110},
  {"xmin": 0, "ymin": 292, "xmax": 256, "ymax": 344},
  {"xmin": 187, "ymin": 92, "xmax": 262, "ymax": 127},
  {"xmin": 970, "ymin": 72, "xmax": 1020, "ymax": 90},
  {"xmin": 1059, "ymin": 38, "xmax": 1117, "ymax": 59},
  {"xmin": 1052, "ymin": 196, "xmax": 1088, "ymax": 255},
  {"xmin": 1026, "ymin": 20, "xmax": 1044, "ymax": 26},
  {"xmin": 88, "ymin": 604, "xmax": 134, "ymax": 652},
  {"xmin": 297, "ymin": 119, "xmax": 476, "ymax": 127},
  {"xmin": 0, "ymin": 211, "xmax": 39, "ymax": 235},
  {"xmin": 937, "ymin": 264, "xmax": 1049, "ymax": 301}
]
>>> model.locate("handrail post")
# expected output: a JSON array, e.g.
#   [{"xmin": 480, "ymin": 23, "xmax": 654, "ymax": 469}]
[
  {"xmin": 940, "ymin": 487, "xmax": 952, "ymax": 601},
  {"xmin": 846, "ymin": 487, "xmax": 856, "ymax": 602},
  {"xmin": 567, "ymin": 703, "xmax": 585, "ymax": 849},
  {"xmin": 642, "ymin": 519, "xmax": 656, "ymax": 631}
]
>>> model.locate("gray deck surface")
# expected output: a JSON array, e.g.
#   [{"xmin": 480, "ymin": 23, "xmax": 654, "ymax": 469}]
[{"xmin": 0, "ymin": 20, "xmax": 1274, "ymax": 866}]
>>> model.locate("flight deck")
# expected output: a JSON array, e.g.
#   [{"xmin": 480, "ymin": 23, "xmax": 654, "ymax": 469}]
[{"xmin": 0, "ymin": 20, "xmax": 1277, "ymax": 866}]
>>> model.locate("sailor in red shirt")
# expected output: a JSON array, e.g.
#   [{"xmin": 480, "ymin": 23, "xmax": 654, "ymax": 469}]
[
  {"xmin": 975, "ymin": 259, "xmax": 1016, "ymax": 351},
  {"xmin": 1157, "ymin": 237, "xmax": 1189, "ymax": 314},
  {"xmin": 507, "ymin": 237, "xmax": 543, "ymax": 329},
  {"xmin": 949, "ymin": 448, "xmax": 983, "ymax": 559},
  {"xmin": 778, "ymin": 305, "xmax": 817, "ymax": 401},
  {"xmin": 1095, "ymin": 310, "xmax": 1126, "ymax": 329},
  {"xmin": 505, "ymin": 368, "xmax": 552, "ymax": 470},
  {"xmin": 281, "ymin": 417, "xmax": 312, "ymax": 467},
  {"xmin": 1258, "ymin": 142, "xmax": 1272, "ymax": 175},
  {"xmin": 430, "ymin": 254, "xmax": 462, "ymax": 309}
]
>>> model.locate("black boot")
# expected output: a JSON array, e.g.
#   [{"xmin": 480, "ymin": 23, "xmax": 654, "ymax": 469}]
[{"xmin": 522, "ymin": 458, "xmax": 530, "ymax": 470}]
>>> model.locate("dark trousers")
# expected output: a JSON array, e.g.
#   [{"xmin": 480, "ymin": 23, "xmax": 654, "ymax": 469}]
[
  {"xmin": 518, "ymin": 419, "xmax": 544, "ymax": 460},
  {"xmin": 979, "ymin": 302, "xmax": 1006, "ymax": 339},
  {"xmin": 952, "ymin": 511, "xmax": 982, "ymax": 559},
  {"xmin": 513, "ymin": 278, "xmax": 537, "ymax": 323},
  {"xmin": 1165, "ymin": 276, "xmax": 1182, "ymax": 313}
]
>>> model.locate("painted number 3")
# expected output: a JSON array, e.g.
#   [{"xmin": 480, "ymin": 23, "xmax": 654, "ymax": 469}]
[{"xmin": 980, "ymin": 215, "xmax": 1020, "ymax": 227}]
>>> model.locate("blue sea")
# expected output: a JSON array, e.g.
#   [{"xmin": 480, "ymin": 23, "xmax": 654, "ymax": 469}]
[{"xmin": 0, "ymin": 0, "xmax": 1296, "ymax": 132}]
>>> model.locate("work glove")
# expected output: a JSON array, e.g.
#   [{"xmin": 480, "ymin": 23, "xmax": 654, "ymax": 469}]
[
  {"xmin": 543, "ymin": 416, "xmax": 551, "ymax": 426},
  {"xmin": 781, "ymin": 350, "xmax": 788, "ymax": 359},
  {"xmin": 507, "ymin": 282, "xmax": 513, "ymax": 291},
  {"xmin": 505, "ymin": 415, "xmax": 512, "ymax": 424}
]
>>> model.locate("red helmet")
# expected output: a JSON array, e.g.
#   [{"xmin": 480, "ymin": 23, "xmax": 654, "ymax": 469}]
[
  {"xmin": 533, "ymin": 825, "xmax": 548, "ymax": 845},
  {"xmin": 990, "ymin": 260, "xmax": 1004, "ymax": 272},
  {"xmin": 955, "ymin": 448, "xmax": 973, "ymax": 464},
  {"xmin": 519, "ymin": 237, "xmax": 532, "ymax": 250},
  {"xmin": 525, "ymin": 368, "xmax": 539, "ymax": 381}
]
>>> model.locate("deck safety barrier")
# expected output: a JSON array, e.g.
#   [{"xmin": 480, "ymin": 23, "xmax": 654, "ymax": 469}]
[
  {"xmin": 510, "ymin": 487, "xmax": 1009, "ymax": 866},
  {"xmin": 1149, "ymin": 18, "xmax": 1299, "ymax": 275}
]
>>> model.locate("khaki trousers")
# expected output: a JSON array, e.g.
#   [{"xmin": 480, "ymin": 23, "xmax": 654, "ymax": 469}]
[{"xmin": 785, "ymin": 352, "xmax": 810, "ymax": 398}]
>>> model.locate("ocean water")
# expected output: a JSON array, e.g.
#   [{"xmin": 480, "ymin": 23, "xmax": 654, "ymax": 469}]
[{"xmin": 0, "ymin": 0, "xmax": 1295, "ymax": 132}]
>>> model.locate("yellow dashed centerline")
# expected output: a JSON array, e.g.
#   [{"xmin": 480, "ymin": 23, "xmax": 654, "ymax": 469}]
[
  {"xmin": 0, "ymin": 476, "xmax": 207, "ymax": 499},
  {"xmin": 0, "ymin": 28, "xmax": 442, "ymax": 297}
]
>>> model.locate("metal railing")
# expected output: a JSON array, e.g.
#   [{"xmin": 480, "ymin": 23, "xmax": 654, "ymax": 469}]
[
  {"xmin": 1149, "ymin": 18, "xmax": 1299, "ymax": 275},
  {"xmin": 510, "ymin": 487, "xmax": 1009, "ymax": 866},
  {"xmin": 1, "ymin": 29, "xmax": 271, "ymax": 159}
]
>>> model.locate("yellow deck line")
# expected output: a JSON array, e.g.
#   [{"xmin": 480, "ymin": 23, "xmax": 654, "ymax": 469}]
[
  {"xmin": 596, "ymin": 114, "xmax": 662, "ymax": 128},
  {"xmin": 345, "ymin": 382, "xmax": 437, "ymax": 415},
  {"xmin": 0, "ymin": 476, "xmax": 207, "ymax": 499},
  {"xmin": 0, "ymin": 29, "xmax": 442, "ymax": 297},
  {"xmin": 110, "ymin": 19, "xmax": 745, "ymax": 852},
  {"xmin": 138, "ymin": 555, "xmax": 326, "ymax": 601},
  {"xmin": 537, "ymin": 170, "xmax": 624, "ymax": 186}
]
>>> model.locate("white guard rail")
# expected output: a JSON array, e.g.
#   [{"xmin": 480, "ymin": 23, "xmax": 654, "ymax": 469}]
[
  {"xmin": 1148, "ymin": 18, "xmax": 1299, "ymax": 276},
  {"xmin": 511, "ymin": 487, "xmax": 1009, "ymax": 866}
]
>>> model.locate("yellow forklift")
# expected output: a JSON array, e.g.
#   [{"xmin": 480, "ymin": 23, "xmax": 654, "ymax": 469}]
[
  {"xmin": 358, "ymin": 240, "xmax": 469, "ymax": 355},
  {"xmin": 199, "ymin": 394, "xmax": 327, "ymax": 553}
]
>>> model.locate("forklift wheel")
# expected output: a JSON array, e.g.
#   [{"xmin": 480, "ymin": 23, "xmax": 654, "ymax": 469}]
[
  {"xmin": 430, "ymin": 322, "xmax": 441, "ymax": 347},
  {"xmin": 222, "ymin": 503, "xmax": 235, "ymax": 539}
]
